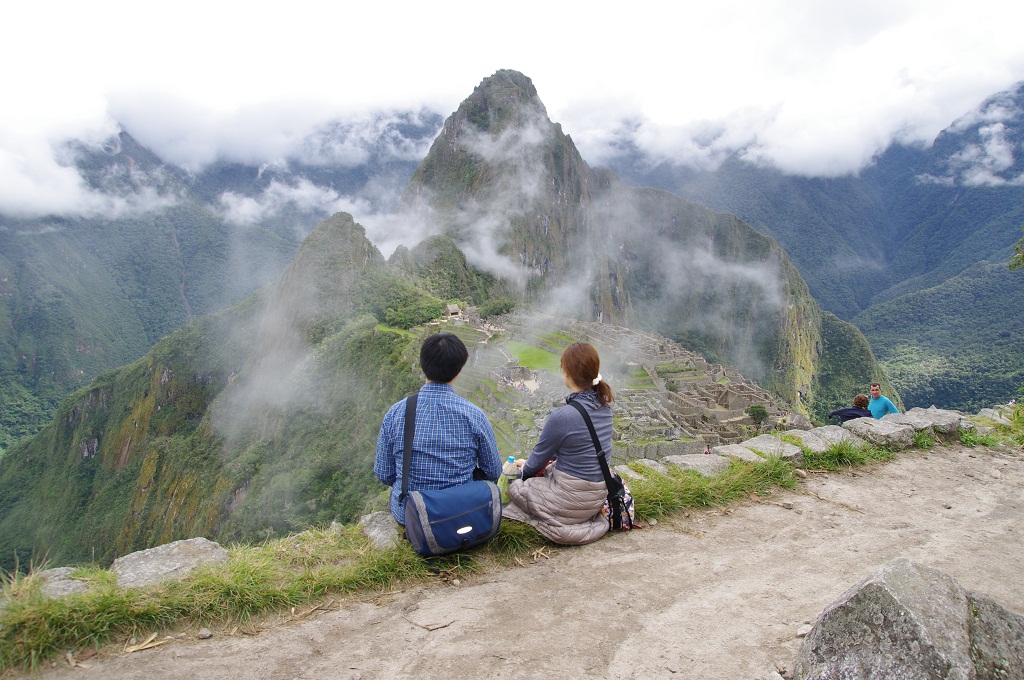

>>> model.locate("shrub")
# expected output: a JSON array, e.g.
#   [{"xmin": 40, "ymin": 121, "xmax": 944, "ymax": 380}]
[{"xmin": 745, "ymin": 404, "xmax": 769, "ymax": 428}]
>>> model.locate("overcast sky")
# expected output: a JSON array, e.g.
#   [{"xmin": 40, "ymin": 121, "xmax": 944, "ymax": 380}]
[{"xmin": 3, "ymin": 0, "xmax": 1024, "ymax": 217}]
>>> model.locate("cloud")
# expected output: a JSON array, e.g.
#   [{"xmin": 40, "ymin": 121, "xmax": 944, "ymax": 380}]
[
  {"xmin": 296, "ymin": 112, "xmax": 439, "ymax": 167},
  {"xmin": 108, "ymin": 93, "xmax": 334, "ymax": 170},
  {"xmin": 0, "ymin": 118, "xmax": 181, "ymax": 218},
  {"xmin": 109, "ymin": 92, "xmax": 440, "ymax": 172},
  {"xmin": 917, "ymin": 89, "xmax": 1024, "ymax": 186},
  {"xmin": 3, "ymin": 0, "xmax": 1024, "ymax": 216},
  {"xmin": 557, "ymin": 1, "xmax": 1024, "ymax": 178},
  {"xmin": 218, "ymin": 179, "xmax": 371, "ymax": 227}
]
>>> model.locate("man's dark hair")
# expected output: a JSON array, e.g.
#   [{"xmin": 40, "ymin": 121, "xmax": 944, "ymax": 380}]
[
  {"xmin": 870, "ymin": 382, "xmax": 881, "ymax": 389},
  {"xmin": 420, "ymin": 332, "xmax": 469, "ymax": 383}
]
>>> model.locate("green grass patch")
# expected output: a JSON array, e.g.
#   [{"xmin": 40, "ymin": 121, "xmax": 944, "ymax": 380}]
[
  {"xmin": 0, "ymin": 526, "xmax": 433, "ymax": 671},
  {"xmin": 912, "ymin": 431, "xmax": 935, "ymax": 449},
  {"xmin": 801, "ymin": 440, "xmax": 896, "ymax": 470},
  {"xmin": 626, "ymin": 457, "xmax": 797, "ymax": 520},
  {"xmin": 959, "ymin": 428, "xmax": 1000, "ymax": 448},
  {"xmin": 504, "ymin": 341, "xmax": 561, "ymax": 373}
]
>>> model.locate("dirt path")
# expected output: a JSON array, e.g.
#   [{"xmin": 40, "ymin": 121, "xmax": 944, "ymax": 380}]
[{"xmin": 33, "ymin": 443, "xmax": 1024, "ymax": 680}]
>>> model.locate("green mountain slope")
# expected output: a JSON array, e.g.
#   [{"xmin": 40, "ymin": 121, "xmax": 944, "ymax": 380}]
[
  {"xmin": 854, "ymin": 262, "xmax": 1024, "ymax": 411},
  {"xmin": 0, "ymin": 116, "xmax": 436, "ymax": 454},
  {"xmin": 606, "ymin": 81, "xmax": 1024, "ymax": 409},
  {"xmin": 0, "ymin": 193, "xmax": 302, "ymax": 454},
  {"xmin": 0, "ymin": 213, "xmax": 485, "ymax": 568}
]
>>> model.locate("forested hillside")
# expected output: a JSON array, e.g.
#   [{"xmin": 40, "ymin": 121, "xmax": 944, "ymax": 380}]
[
  {"xmin": 0, "ymin": 214, "xmax": 499, "ymax": 568},
  {"xmin": 854, "ymin": 262, "xmax": 1024, "ymax": 412},
  {"xmin": 0, "ymin": 115, "xmax": 438, "ymax": 453},
  {"xmin": 605, "ymin": 81, "xmax": 1024, "ymax": 410}
]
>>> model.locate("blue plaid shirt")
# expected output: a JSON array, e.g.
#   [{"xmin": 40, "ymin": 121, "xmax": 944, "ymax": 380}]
[{"xmin": 375, "ymin": 382, "xmax": 501, "ymax": 524}]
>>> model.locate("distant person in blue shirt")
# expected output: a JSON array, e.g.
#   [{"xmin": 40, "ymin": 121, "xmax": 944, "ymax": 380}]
[
  {"xmin": 374, "ymin": 331, "xmax": 502, "ymax": 525},
  {"xmin": 867, "ymin": 382, "xmax": 899, "ymax": 419}
]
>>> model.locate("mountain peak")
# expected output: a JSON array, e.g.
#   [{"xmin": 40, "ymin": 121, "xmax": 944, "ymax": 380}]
[{"xmin": 462, "ymin": 69, "xmax": 549, "ymax": 133}]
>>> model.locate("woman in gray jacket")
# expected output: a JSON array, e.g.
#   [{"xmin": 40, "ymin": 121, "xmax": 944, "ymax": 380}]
[{"xmin": 502, "ymin": 342, "xmax": 614, "ymax": 545}]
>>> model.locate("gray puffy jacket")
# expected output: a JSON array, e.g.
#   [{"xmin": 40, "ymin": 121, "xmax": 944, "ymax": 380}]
[{"xmin": 502, "ymin": 466, "xmax": 609, "ymax": 545}]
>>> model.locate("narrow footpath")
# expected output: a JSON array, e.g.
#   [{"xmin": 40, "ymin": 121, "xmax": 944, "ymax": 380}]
[{"xmin": 33, "ymin": 443, "xmax": 1024, "ymax": 680}]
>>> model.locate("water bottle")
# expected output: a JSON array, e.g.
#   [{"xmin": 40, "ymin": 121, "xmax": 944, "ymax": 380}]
[{"xmin": 498, "ymin": 456, "xmax": 518, "ymax": 504}]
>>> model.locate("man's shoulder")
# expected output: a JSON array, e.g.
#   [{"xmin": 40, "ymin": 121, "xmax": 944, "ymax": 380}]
[{"xmin": 383, "ymin": 396, "xmax": 410, "ymax": 419}]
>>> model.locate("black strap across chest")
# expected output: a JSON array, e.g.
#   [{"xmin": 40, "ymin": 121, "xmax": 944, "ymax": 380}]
[
  {"xmin": 566, "ymin": 399, "xmax": 615, "ymax": 490},
  {"xmin": 399, "ymin": 392, "xmax": 418, "ymax": 502}
]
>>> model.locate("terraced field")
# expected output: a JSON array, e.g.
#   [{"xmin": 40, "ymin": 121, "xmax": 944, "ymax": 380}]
[{"xmin": 443, "ymin": 314, "xmax": 781, "ymax": 463}]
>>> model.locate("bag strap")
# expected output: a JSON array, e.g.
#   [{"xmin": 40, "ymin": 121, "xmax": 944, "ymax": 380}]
[
  {"xmin": 399, "ymin": 392, "xmax": 419, "ymax": 503},
  {"xmin": 566, "ymin": 399, "xmax": 615, "ymax": 490}
]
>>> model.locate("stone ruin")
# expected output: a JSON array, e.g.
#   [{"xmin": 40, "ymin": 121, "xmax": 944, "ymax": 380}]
[{"xmin": 455, "ymin": 314, "xmax": 781, "ymax": 463}]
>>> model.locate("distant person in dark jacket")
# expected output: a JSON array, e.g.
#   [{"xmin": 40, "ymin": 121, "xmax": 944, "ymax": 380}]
[
  {"xmin": 828, "ymin": 394, "xmax": 873, "ymax": 423},
  {"xmin": 868, "ymin": 382, "xmax": 899, "ymax": 419}
]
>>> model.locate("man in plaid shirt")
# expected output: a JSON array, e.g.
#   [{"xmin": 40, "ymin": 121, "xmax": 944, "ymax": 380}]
[{"xmin": 374, "ymin": 332, "xmax": 502, "ymax": 525}]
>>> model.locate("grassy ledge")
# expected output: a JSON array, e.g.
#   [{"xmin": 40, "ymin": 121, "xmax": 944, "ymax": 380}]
[{"xmin": 2, "ymin": 408, "xmax": 1022, "ymax": 671}]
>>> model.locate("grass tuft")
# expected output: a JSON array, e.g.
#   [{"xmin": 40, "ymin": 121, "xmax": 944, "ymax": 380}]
[
  {"xmin": 912, "ymin": 431, "xmax": 936, "ymax": 449},
  {"xmin": 801, "ymin": 440, "xmax": 895, "ymax": 470},
  {"xmin": 960, "ymin": 428, "xmax": 999, "ymax": 447},
  {"xmin": 487, "ymin": 520, "xmax": 549, "ymax": 559},
  {"xmin": 627, "ymin": 457, "xmax": 797, "ymax": 521}
]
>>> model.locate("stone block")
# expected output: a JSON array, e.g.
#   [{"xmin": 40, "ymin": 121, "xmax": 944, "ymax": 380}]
[
  {"xmin": 881, "ymin": 412, "xmax": 935, "ymax": 436},
  {"xmin": 906, "ymin": 406, "xmax": 965, "ymax": 434},
  {"xmin": 662, "ymin": 454, "xmax": 732, "ymax": 477},
  {"xmin": 111, "ymin": 537, "xmax": 229, "ymax": 589},
  {"xmin": 713, "ymin": 444, "xmax": 763, "ymax": 463},
  {"xmin": 843, "ymin": 418, "xmax": 915, "ymax": 449},
  {"xmin": 37, "ymin": 567, "xmax": 89, "ymax": 599},
  {"xmin": 809, "ymin": 425, "xmax": 867, "ymax": 448},
  {"xmin": 783, "ymin": 430, "xmax": 831, "ymax": 454},
  {"xmin": 977, "ymin": 408, "xmax": 1013, "ymax": 427},
  {"xmin": 779, "ymin": 413, "xmax": 813, "ymax": 430},
  {"xmin": 633, "ymin": 458, "xmax": 669, "ymax": 475},
  {"xmin": 614, "ymin": 465, "xmax": 644, "ymax": 480},
  {"xmin": 740, "ymin": 434, "xmax": 804, "ymax": 465},
  {"xmin": 358, "ymin": 511, "xmax": 402, "ymax": 550}
]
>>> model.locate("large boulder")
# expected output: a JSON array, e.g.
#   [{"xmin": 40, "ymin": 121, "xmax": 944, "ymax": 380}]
[
  {"xmin": 905, "ymin": 407, "xmax": 965, "ymax": 434},
  {"xmin": 111, "ymin": 537, "xmax": 229, "ymax": 589},
  {"xmin": 843, "ymin": 418, "xmax": 915, "ymax": 449},
  {"xmin": 783, "ymin": 429, "xmax": 832, "ymax": 454},
  {"xmin": 794, "ymin": 559, "xmax": 1024, "ymax": 679},
  {"xmin": 712, "ymin": 443, "xmax": 764, "ymax": 463},
  {"xmin": 882, "ymin": 412, "xmax": 936, "ymax": 436},
  {"xmin": 809, "ymin": 425, "xmax": 868, "ymax": 449}
]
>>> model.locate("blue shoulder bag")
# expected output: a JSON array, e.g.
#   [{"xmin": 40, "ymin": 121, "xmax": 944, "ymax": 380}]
[{"xmin": 400, "ymin": 393, "xmax": 502, "ymax": 557}]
